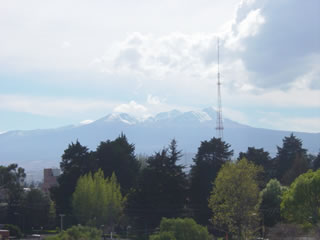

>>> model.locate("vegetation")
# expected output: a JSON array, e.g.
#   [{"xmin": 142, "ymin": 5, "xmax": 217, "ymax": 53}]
[
  {"xmin": 281, "ymin": 169, "xmax": 320, "ymax": 225},
  {"xmin": 275, "ymin": 134, "xmax": 308, "ymax": 185},
  {"xmin": 4, "ymin": 224, "xmax": 22, "ymax": 238},
  {"xmin": 0, "ymin": 164, "xmax": 25, "ymax": 224},
  {"xmin": 209, "ymin": 158, "xmax": 262, "ymax": 239},
  {"xmin": 50, "ymin": 140, "xmax": 94, "ymax": 217},
  {"xmin": 259, "ymin": 179, "xmax": 286, "ymax": 227},
  {"xmin": 72, "ymin": 170, "xmax": 126, "ymax": 230},
  {"xmin": 45, "ymin": 225, "xmax": 101, "ymax": 240},
  {"xmin": 150, "ymin": 218, "xmax": 211, "ymax": 240},
  {"xmin": 189, "ymin": 137, "xmax": 233, "ymax": 225},
  {"xmin": 22, "ymin": 188, "xmax": 54, "ymax": 232},
  {"xmin": 1, "ymin": 133, "xmax": 320, "ymax": 239},
  {"xmin": 129, "ymin": 139, "xmax": 188, "ymax": 232}
]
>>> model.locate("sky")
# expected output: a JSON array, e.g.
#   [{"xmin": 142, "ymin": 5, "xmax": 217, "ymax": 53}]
[{"xmin": 0, "ymin": 0, "xmax": 319, "ymax": 133}]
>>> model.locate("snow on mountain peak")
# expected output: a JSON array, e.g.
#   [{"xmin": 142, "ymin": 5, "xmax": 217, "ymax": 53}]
[
  {"xmin": 189, "ymin": 111, "xmax": 212, "ymax": 122},
  {"xmin": 96, "ymin": 108, "xmax": 217, "ymax": 125},
  {"xmin": 103, "ymin": 113, "xmax": 138, "ymax": 125},
  {"xmin": 154, "ymin": 110, "xmax": 182, "ymax": 121}
]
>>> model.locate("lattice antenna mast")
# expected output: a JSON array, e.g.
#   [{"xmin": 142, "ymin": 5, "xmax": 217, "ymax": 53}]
[{"xmin": 216, "ymin": 38, "xmax": 224, "ymax": 139}]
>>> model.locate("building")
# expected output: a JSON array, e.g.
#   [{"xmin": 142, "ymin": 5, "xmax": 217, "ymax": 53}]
[{"xmin": 42, "ymin": 168, "xmax": 60, "ymax": 194}]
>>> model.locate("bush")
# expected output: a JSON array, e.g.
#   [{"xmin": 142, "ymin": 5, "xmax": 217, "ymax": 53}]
[
  {"xmin": 45, "ymin": 225, "xmax": 101, "ymax": 240},
  {"xmin": 149, "ymin": 218, "xmax": 211, "ymax": 240}
]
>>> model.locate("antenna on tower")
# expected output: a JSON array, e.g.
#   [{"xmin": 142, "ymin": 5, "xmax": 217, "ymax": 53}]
[{"xmin": 216, "ymin": 38, "xmax": 224, "ymax": 139}]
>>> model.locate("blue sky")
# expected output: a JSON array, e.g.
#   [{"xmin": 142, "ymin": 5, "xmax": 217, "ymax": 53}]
[{"xmin": 0, "ymin": 0, "xmax": 319, "ymax": 133}]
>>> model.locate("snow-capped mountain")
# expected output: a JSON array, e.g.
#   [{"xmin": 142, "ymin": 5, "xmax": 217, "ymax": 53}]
[{"xmin": 0, "ymin": 107, "xmax": 319, "ymax": 181}]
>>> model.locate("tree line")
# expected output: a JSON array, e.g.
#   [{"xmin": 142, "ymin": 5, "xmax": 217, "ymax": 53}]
[{"xmin": 1, "ymin": 133, "xmax": 320, "ymax": 239}]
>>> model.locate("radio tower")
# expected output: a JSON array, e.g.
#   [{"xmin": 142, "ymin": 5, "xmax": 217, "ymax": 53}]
[{"xmin": 216, "ymin": 38, "xmax": 224, "ymax": 139}]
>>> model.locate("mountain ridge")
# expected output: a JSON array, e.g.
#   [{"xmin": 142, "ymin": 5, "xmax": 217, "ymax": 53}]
[{"xmin": 0, "ymin": 107, "xmax": 319, "ymax": 181}]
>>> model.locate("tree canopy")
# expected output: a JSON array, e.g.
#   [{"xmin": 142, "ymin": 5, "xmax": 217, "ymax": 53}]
[
  {"xmin": 259, "ymin": 179, "xmax": 286, "ymax": 227},
  {"xmin": 149, "ymin": 218, "xmax": 211, "ymax": 240},
  {"xmin": 95, "ymin": 134, "xmax": 140, "ymax": 194},
  {"xmin": 51, "ymin": 140, "xmax": 93, "ymax": 216},
  {"xmin": 22, "ymin": 188, "xmax": 54, "ymax": 232},
  {"xmin": 46, "ymin": 225, "xmax": 101, "ymax": 240},
  {"xmin": 275, "ymin": 134, "xmax": 307, "ymax": 185},
  {"xmin": 209, "ymin": 158, "xmax": 261, "ymax": 239},
  {"xmin": 238, "ymin": 147, "xmax": 274, "ymax": 185},
  {"xmin": 72, "ymin": 169, "xmax": 126, "ymax": 230},
  {"xmin": 189, "ymin": 137, "xmax": 233, "ymax": 225},
  {"xmin": 129, "ymin": 139, "xmax": 187, "ymax": 232},
  {"xmin": 0, "ymin": 164, "xmax": 25, "ymax": 225},
  {"xmin": 281, "ymin": 169, "xmax": 320, "ymax": 225}
]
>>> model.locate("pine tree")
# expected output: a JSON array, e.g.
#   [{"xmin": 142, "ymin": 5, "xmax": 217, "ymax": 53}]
[
  {"xmin": 275, "ymin": 134, "xmax": 307, "ymax": 185},
  {"xmin": 129, "ymin": 139, "xmax": 187, "ymax": 232},
  {"xmin": 189, "ymin": 137, "xmax": 233, "ymax": 225}
]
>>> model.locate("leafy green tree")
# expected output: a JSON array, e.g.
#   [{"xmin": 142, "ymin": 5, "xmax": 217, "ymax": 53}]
[
  {"xmin": 259, "ymin": 179, "xmax": 287, "ymax": 227},
  {"xmin": 95, "ymin": 134, "xmax": 140, "ymax": 194},
  {"xmin": 209, "ymin": 158, "xmax": 261, "ymax": 239},
  {"xmin": 46, "ymin": 225, "xmax": 101, "ymax": 240},
  {"xmin": 50, "ymin": 141, "xmax": 93, "ymax": 217},
  {"xmin": 48, "ymin": 200, "xmax": 56, "ymax": 229},
  {"xmin": 129, "ymin": 140, "xmax": 187, "ymax": 232},
  {"xmin": 281, "ymin": 169, "xmax": 320, "ymax": 224},
  {"xmin": 149, "ymin": 218, "xmax": 211, "ymax": 240},
  {"xmin": 189, "ymin": 137, "xmax": 233, "ymax": 225},
  {"xmin": 275, "ymin": 134, "xmax": 307, "ymax": 185},
  {"xmin": 22, "ymin": 188, "xmax": 52, "ymax": 232},
  {"xmin": 72, "ymin": 169, "xmax": 126, "ymax": 231},
  {"xmin": 0, "ymin": 164, "xmax": 25, "ymax": 225}
]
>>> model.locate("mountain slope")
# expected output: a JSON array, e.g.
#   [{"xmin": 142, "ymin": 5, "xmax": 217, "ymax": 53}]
[{"xmin": 0, "ymin": 108, "xmax": 319, "ymax": 181}]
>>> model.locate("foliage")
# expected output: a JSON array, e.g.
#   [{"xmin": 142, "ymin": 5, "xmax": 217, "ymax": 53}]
[
  {"xmin": 95, "ymin": 133, "xmax": 140, "ymax": 194},
  {"xmin": 72, "ymin": 169, "xmax": 126, "ymax": 229},
  {"xmin": 4, "ymin": 224, "xmax": 22, "ymax": 238},
  {"xmin": 45, "ymin": 225, "xmax": 101, "ymax": 240},
  {"xmin": 313, "ymin": 152, "xmax": 320, "ymax": 170},
  {"xmin": 282, "ymin": 153, "xmax": 309, "ymax": 186},
  {"xmin": 275, "ymin": 134, "xmax": 307, "ymax": 185},
  {"xmin": 281, "ymin": 169, "xmax": 320, "ymax": 224},
  {"xmin": 150, "ymin": 231, "xmax": 176, "ymax": 240},
  {"xmin": 190, "ymin": 137, "xmax": 233, "ymax": 225},
  {"xmin": 209, "ymin": 158, "xmax": 262, "ymax": 239},
  {"xmin": 0, "ymin": 164, "xmax": 25, "ymax": 225},
  {"xmin": 51, "ymin": 140, "xmax": 93, "ymax": 216},
  {"xmin": 129, "ymin": 139, "xmax": 188, "ymax": 231},
  {"xmin": 149, "ymin": 218, "xmax": 211, "ymax": 240},
  {"xmin": 238, "ymin": 147, "xmax": 274, "ymax": 186},
  {"xmin": 265, "ymin": 223, "xmax": 307, "ymax": 239},
  {"xmin": 259, "ymin": 179, "xmax": 286, "ymax": 227},
  {"xmin": 22, "ymin": 188, "xmax": 52, "ymax": 232},
  {"xmin": 48, "ymin": 200, "xmax": 57, "ymax": 229}
]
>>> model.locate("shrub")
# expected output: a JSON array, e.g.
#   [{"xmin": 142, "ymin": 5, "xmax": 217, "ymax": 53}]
[
  {"xmin": 45, "ymin": 225, "xmax": 101, "ymax": 240},
  {"xmin": 149, "ymin": 218, "xmax": 211, "ymax": 240}
]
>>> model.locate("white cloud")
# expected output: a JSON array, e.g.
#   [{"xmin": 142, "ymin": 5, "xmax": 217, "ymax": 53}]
[
  {"xmin": 147, "ymin": 94, "xmax": 164, "ymax": 105},
  {"xmin": 114, "ymin": 101, "xmax": 149, "ymax": 119},
  {"xmin": 225, "ymin": 8, "xmax": 265, "ymax": 51},
  {"xmin": 0, "ymin": 0, "xmax": 319, "ymax": 133},
  {"xmin": 62, "ymin": 41, "xmax": 71, "ymax": 49},
  {"xmin": 0, "ymin": 94, "xmax": 117, "ymax": 117}
]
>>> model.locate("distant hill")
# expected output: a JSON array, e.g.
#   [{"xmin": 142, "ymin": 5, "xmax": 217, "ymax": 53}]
[{"xmin": 0, "ymin": 107, "xmax": 319, "ymax": 181}]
